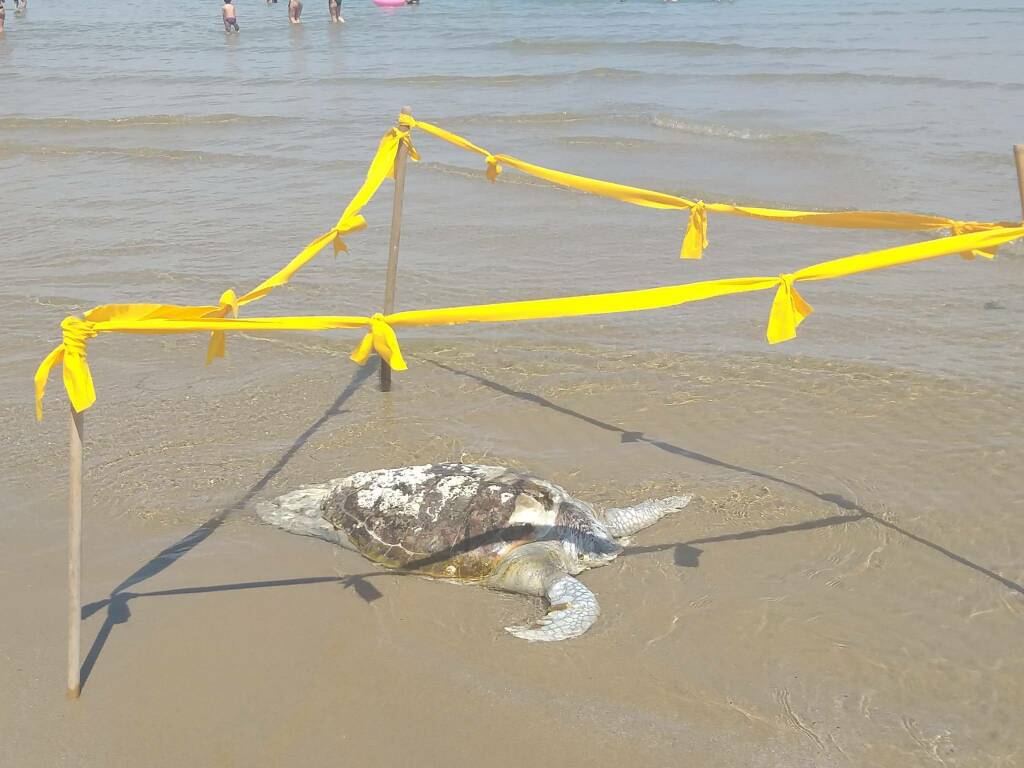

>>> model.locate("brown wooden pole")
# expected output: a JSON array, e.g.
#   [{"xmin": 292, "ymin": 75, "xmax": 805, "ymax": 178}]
[
  {"xmin": 1014, "ymin": 145, "xmax": 1024, "ymax": 221},
  {"xmin": 67, "ymin": 406, "xmax": 83, "ymax": 699},
  {"xmin": 380, "ymin": 106, "xmax": 413, "ymax": 392}
]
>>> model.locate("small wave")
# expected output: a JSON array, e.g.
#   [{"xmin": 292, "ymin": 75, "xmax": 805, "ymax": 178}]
[
  {"xmin": 558, "ymin": 135, "xmax": 662, "ymax": 150},
  {"xmin": 648, "ymin": 115, "xmax": 829, "ymax": 143},
  {"xmin": 420, "ymin": 110, "xmax": 833, "ymax": 146},
  {"xmin": 0, "ymin": 142, "xmax": 293, "ymax": 166},
  {"xmin": 438, "ymin": 112, "xmax": 594, "ymax": 127},
  {"xmin": 489, "ymin": 37, "xmax": 909, "ymax": 56},
  {"xmin": 0, "ymin": 114, "xmax": 290, "ymax": 131},
  {"xmin": 324, "ymin": 68, "xmax": 648, "ymax": 88},
  {"xmin": 416, "ymin": 160, "xmax": 553, "ymax": 188},
  {"xmin": 725, "ymin": 71, "xmax": 1024, "ymax": 91}
]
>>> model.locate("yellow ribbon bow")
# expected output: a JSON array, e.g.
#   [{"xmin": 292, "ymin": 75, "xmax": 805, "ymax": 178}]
[
  {"xmin": 386, "ymin": 126, "xmax": 419, "ymax": 180},
  {"xmin": 349, "ymin": 314, "xmax": 408, "ymax": 371},
  {"xmin": 485, "ymin": 155, "xmax": 503, "ymax": 182},
  {"xmin": 205, "ymin": 289, "xmax": 239, "ymax": 364},
  {"xmin": 682, "ymin": 201, "xmax": 709, "ymax": 259},
  {"xmin": 766, "ymin": 274, "xmax": 814, "ymax": 344},
  {"xmin": 332, "ymin": 214, "xmax": 368, "ymax": 255}
]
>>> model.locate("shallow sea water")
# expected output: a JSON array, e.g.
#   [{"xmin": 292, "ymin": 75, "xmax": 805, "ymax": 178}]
[{"xmin": 1, "ymin": 1, "xmax": 1023, "ymax": 766}]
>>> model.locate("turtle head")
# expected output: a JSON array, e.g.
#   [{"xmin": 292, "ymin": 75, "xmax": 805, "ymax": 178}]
[{"xmin": 558, "ymin": 500, "xmax": 623, "ymax": 568}]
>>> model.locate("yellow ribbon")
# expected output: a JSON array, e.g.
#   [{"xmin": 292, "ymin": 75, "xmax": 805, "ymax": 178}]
[
  {"xmin": 485, "ymin": 155, "xmax": 502, "ymax": 182},
  {"xmin": 32, "ymin": 317, "xmax": 99, "ymax": 420},
  {"xmin": 400, "ymin": 115, "xmax": 1016, "ymax": 262},
  {"xmin": 196, "ymin": 124, "xmax": 404, "ymax": 326},
  {"xmin": 204, "ymin": 289, "xmax": 239, "ymax": 364},
  {"xmin": 349, "ymin": 313, "xmax": 408, "ymax": 371},
  {"xmin": 60, "ymin": 317, "xmax": 99, "ymax": 415},
  {"xmin": 950, "ymin": 220, "xmax": 999, "ymax": 260},
  {"xmin": 766, "ymin": 274, "xmax": 814, "ymax": 344},
  {"xmin": 34, "ymin": 226, "xmax": 1024, "ymax": 420},
  {"xmin": 682, "ymin": 202, "xmax": 708, "ymax": 260}
]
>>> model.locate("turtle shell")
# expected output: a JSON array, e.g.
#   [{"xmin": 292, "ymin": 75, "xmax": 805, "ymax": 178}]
[{"xmin": 322, "ymin": 463, "xmax": 574, "ymax": 580}]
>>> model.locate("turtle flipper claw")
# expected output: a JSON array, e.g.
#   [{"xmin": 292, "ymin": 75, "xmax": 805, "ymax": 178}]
[{"xmin": 504, "ymin": 576, "xmax": 599, "ymax": 642}]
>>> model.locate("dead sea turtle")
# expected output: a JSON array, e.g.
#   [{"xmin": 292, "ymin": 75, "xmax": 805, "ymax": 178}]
[{"xmin": 257, "ymin": 463, "xmax": 690, "ymax": 641}]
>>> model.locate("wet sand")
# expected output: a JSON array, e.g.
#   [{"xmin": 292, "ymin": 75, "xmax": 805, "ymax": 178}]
[{"xmin": 3, "ymin": 339, "xmax": 1022, "ymax": 766}]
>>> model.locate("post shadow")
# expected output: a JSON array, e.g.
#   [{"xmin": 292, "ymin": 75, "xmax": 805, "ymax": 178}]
[
  {"xmin": 423, "ymin": 358, "xmax": 1024, "ymax": 596},
  {"xmin": 78, "ymin": 363, "xmax": 378, "ymax": 690}
]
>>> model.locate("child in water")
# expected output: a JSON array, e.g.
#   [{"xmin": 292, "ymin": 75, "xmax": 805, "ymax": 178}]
[
  {"xmin": 288, "ymin": 0, "xmax": 303, "ymax": 23},
  {"xmin": 329, "ymin": 0, "xmax": 343, "ymax": 23},
  {"xmin": 222, "ymin": 0, "xmax": 239, "ymax": 32}
]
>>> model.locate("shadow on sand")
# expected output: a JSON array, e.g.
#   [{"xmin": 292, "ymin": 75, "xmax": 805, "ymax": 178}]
[
  {"xmin": 425, "ymin": 359, "xmax": 1024, "ymax": 595},
  {"xmin": 77, "ymin": 357, "xmax": 1023, "ymax": 690},
  {"xmin": 78, "ymin": 363, "xmax": 378, "ymax": 690}
]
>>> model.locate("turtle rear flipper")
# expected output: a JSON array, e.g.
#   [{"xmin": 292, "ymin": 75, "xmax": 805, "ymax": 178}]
[
  {"xmin": 505, "ymin": 576, "xmax": 600, "ymax": 642},
  {"xmin": 598, "ymin": 495, "xmax": 692, "ymax": 537}
]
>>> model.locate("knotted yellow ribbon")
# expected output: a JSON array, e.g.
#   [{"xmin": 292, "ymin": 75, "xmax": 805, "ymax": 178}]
[
  {"xmin": 682, "ymin": 202, "xmax": 709, "ymax": 259},
  {"xmin": 400, "ymin": 131, "xmax": 420, "ymax": 165},
  {"xmin": 950, "ymin": 220, "xmax": 999, "ymax": 260},
  {"xmin": 204, "ymin": 289, "xmax": 239, "ymax": 364},
  {"xmin": 330, "ymin": 214, "xmax": 369, "ymax": 256},
  {"xmin": 33, "ymin": 317, "xmax": 98, "ymax": 420},
  {"xmin": 349, "ymin": 313, "xmax": 407, "ymax": 371},
  {"xmin": 766, "ymin": 274, "xmax": 815, "ymax": 344},
  {"xmin": 485, "ymin": 155, "xmax": 502, "ymax": 182}
]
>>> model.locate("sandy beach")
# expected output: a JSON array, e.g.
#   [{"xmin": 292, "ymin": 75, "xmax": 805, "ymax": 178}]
[
  {"xmin": 2, "ymin": 1, "xmax": 1023, "ymax": 766},
  {"xmin": 5, "ymin": 339, "xmax": 1024, "ymax": 766}
]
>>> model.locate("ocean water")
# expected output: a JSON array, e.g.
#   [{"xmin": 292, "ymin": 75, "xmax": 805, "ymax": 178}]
[
  {"xmin": 2, "ymin": 2, "xmax": 1024, "ymax": 766},
  {"xmin": 2, "ymin": 0, "xmax": 1023, "ymax": 389}
]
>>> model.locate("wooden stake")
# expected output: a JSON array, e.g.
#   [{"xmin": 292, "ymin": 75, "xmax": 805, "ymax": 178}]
[
  {"xmin": 67, "ymin": 406, "xmax": 83, "ymax": 699},
  {"xmin": 1014, "ymin": 145, "xmax": 1024, "ymax": 221},
  {"xmin": 380, "ymin": 106, "xmax": 413, "ymax": 392}
]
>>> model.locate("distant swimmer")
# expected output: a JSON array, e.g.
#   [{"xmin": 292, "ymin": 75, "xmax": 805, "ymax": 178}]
[
  {"xmin": 222, "ymin": 0, "xmax": 240, "ymax": 32},
  {"xmin": 329, "ymin": 0, "xmax": 343, "ymax": 23},
  {"xmin": 288, "ymin": 0, "xmax": 303, "ymax": 23}
]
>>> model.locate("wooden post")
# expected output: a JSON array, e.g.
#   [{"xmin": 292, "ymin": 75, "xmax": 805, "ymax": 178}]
[
  {"xmin": 380, "ymin": 106, "xmax": 413, "ymax": 392},
  {"xmin": 67, "ymin": 406, "xmax": 83, "ymax": 699},
  {"xmin": 1014, "ymin": 145, "xmax": 1024, "ymax": 221}
]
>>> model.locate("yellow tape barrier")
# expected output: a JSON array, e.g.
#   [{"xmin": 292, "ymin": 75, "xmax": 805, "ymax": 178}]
[
  {"xmin": 201, "ymin": 126, "xmax": 419, "ymax": 362},
  {"xmin": 35, "ymin": 226, "xmax": 1024, "ymax": 421},
  {"xmin": 397, "ymin": 114, "xmax": 1015, "ymax": 260},
  {"xmin": 177, "ymin": 113, "xmax": 1015, "ymax": 364}
]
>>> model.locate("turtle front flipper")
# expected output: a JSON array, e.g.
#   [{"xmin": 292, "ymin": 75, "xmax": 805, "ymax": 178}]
[
  {"xmin": 598, "ymin": 495, "xmax": 692, "ymax": 537},
  {"xmin": 505, "ymin": 575, "xmax": 600, "ymax": 642},
  {"xmin": 489, "ymin": 542, "xmax": 602, "ymax": 642}
]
